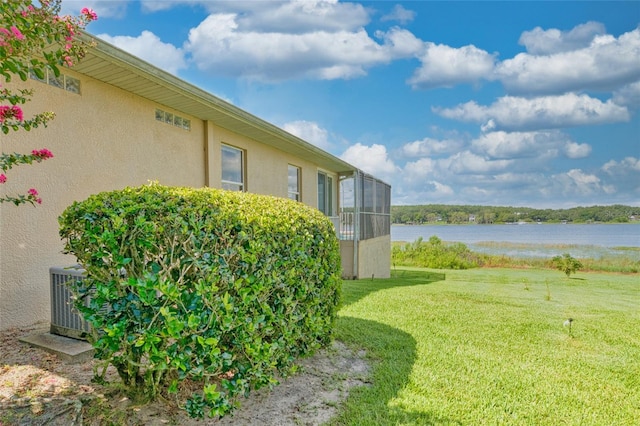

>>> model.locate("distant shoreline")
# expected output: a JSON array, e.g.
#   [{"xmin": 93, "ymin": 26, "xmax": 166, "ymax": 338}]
[
  {"xmin": 391, "ymin": 222, "xmax": 640, "ymax": 226},
  {"xmin": 390, "ymin": 223, "xmax": 640, "ymax": 249}
]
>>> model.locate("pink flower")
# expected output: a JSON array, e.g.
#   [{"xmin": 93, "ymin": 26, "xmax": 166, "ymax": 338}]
[
  {"xmin": 81, "ymin": 7, "xmax": 98, "ymax": 21},
  {"xmin": 31, "ymin": 149, "xmax": 54, "ymax": 159},
  {"xmin": 64, "ymin": 55, "xmax": 73, "ymax": 67},
  {"xmin": 0, "ymin": 174, "xmax": 6, "ymax": 184},
  {"xmin": 28, "ymin": 188, "xmax": 42, "ymax": 204},
  {"xmin": 10, "ymin": 26, "xmax": 24, "ymax": 40},
  {"xmin": 65, "ymin": 22, "xmax": 75, "ymax": 37},
  {"xmin": 13, "ymin": 105, "xmax": 23, "ymax": 121},
  {"xmin": 0, "ymin": 105, "xmax": 23, "ymax": 122}
]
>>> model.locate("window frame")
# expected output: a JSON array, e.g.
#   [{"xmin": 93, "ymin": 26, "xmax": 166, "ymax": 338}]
[
  {"xmin": 317, "ymin": 170, "xmax": 334, "ymax": 216},
  {"xmin": 288, "ymin": 164, "xmax": 301, "ymax": 201},
  {"xmin": 221, "ymin": 144, "xmax": 245, "ymax": 191}
]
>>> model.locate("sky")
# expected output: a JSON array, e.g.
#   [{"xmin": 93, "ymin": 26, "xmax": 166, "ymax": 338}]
[{"xmin": 61, "ymin": 0, "xmax": 640, "ymax": 208}]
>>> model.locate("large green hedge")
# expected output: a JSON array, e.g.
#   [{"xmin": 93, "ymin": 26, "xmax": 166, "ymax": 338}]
[{"xmin": 58, "ymin": 183, "xmax": 341, "ymax": 418}]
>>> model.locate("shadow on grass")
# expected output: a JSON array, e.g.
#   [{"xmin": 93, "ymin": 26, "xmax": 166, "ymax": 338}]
[
  {"xmin": 341, "ymin": 269, "xmax": 445, "ymax": 308},
  {"xmin": 329, "ymin": 269, "xmax": 457, "ymax": 425},
  {"xmin": 331, "ymin": 317, "xmax": 459, "ymax": 425}
]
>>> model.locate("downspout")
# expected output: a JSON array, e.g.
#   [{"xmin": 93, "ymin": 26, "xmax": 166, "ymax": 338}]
[{"xmin": 204, "ymin": 120, "xmax": 214, "ymax": 187}]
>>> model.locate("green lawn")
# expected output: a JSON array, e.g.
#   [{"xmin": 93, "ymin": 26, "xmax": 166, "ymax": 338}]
[{"xmin": 330, "ymin": 268, "xmax": 640, "ymax": 425}]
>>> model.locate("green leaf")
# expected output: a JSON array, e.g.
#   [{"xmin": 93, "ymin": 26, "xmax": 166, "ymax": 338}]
[
  {"xmin": 32, "ymin": 66, "xmax": 45, "ymax": 80},
  {"xmin": 187, "ymin": 314, "xmax": 200, "ymax": 329},
  {"xmin": 203, "ymin": 384, "xmax": 220, "ymax": 402},
  {"xmin": 5, "ymin": 60, "xmax": 18, "ymax": 73}
]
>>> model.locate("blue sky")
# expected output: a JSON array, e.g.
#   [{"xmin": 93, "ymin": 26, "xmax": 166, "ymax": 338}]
[{"xmin": 63, "ymin": 1, "xmax": 639, "ymax": 207}]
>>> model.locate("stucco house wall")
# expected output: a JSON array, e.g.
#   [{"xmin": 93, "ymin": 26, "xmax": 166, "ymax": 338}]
[
  {"xmin": 0, "ymin": 72, "xmax": 336, "ymax": 331},
  {"xmin": 204, "ymin": 123, "xmax": 336, "ymax": 208},
  {"xmin": 0, "ymin": 35, "xmax": 385, "ymax": 331},
  {"xmin": 358, "ymin": 235, "xmax": 392, "ymax": 279},
  {"xmin": 1, "ymin": 72, "xmax": 208, "ymax": 330},
  {"xmin": 339, "ymin": 240, "xmax": 355, "ymax": 279}
]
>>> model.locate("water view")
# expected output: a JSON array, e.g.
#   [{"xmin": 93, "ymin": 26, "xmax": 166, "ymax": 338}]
[{"xmin": 391, "ymin": 223, "xmax": 640, "ymax": 259}]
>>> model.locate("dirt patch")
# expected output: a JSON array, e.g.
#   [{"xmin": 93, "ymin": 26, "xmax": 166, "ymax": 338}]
[{"xmin": 0, "ymin": 322, "xmax": 369, "ymax": 425}]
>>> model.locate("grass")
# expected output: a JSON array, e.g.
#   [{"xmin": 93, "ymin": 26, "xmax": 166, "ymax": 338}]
[
  {"xmin": 392, "ymin": 240, "xmax": 640, "ymax": 273},
  {"xmin": 329, "ymin": 268, "xmax": 640, "ymax": 425}
]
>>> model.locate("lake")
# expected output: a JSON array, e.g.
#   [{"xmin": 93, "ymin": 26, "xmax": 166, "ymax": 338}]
[{"xmin": 391, "ymin": 223, "xmax": 640, "ymax": 259}]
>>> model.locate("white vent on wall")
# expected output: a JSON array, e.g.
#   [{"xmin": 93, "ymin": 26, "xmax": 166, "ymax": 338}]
[{"xmin": 50, "ymin": 266, "xmax": 91, "ymax": 340}]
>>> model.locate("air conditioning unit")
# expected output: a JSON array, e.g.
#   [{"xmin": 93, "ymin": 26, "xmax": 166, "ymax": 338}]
[{"xmin": 50, "ymin": 266, "xmax": 92, "ymax": 340}]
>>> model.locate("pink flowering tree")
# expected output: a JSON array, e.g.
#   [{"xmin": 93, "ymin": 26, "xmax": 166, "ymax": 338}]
[{"xmin": 0, "ymin": 0, "xmax": 97, "ymax": 206}]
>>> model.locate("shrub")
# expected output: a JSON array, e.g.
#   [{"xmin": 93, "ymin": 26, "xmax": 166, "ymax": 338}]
[
  {"xmin": 58, "ymin": 183, "xmax": 341, "ymax": 418},
  {"xmin": 551, "ymin": 253, "xmax": 583, "ymax": 277},
  {"xmin": 392, "ymin": 236, "xmax": 479, "ymax": 269}
]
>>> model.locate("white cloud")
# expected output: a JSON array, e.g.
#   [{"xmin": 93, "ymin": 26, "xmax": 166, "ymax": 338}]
[
  {"xmin": 430, "ymin": 181, "xmax": 455, "ymax": 196},
  {"xmin": 61, "ymin": 0, "xmax": 128, "ymax": 18},
  {"xmin": 405, "ymin": 23, "xmax": 640, "ymax": 95},
  {"xmin": 282, "ymin": 120, "xmax": 332, "ymax": 150},
  {"xmin": 398, "ymin": 157, "xmax": 461, "ymax": 202},
  {"xmin": 393, "ymin": 139, "xmax": 637, "ymax": 206},
  {"xmin": 559, "ymin": 169, "xmax": 615, "ymax": 195},
  {"xmin": 376, "ymin": 27, "xmax": 424, "ymax": 57},
  {"xmin": 229, "ymin": 0, "xmax": 371, "ymax": 33},
  {"xmin": 403, "ymin": 157, "xmax": 437, "ymax": 179},
  {"xmin": 519, "ymin": 21, "xmax": 606, "ymax": 55},
  {"xmin": 435, "ymin": 93, "xmax": 630, "ymax": 131},
  {"xmin": 497, "ymin": 27, "xmax": 640, "ymax": 94},
  {"xmin": 408, "ymin": 43, "xmax": 497, "ymax": 89},
  {"xmin": 471, "ymin": 130, "xmax": 590, "ymax": 161},
  {"xmin": 185, "ymin": 14, "xmax": 419, "ymax": 81},
  {"xmin": 600, "ymin": 157, "xmax": 640, "ymax": 199},
  {"xmin": 340, "ymin": 143, "xmax": 399, "ymax": 182},
  {"xmin": 97, "ymin": 31, "xmax": 186, "ymax": 74},
  {"xmin": 563, "ymin": 142, "xmax": 592, "ymax": 159},
  {"xmin": 446, "ymin": 151, "xmax": 513, "ymax": 174},
  {"xmin": 381, "ymin": 4, "xmax": 416, "ymax": 24},
  {"xmin": 139, "ymin": 1, "xmax": 371, "ymax": 32},
  {"xmin": 613, "ymin": 81, "xmax": 640, "ymax": 108},
  {"xmin": 139, "ymin": 0, "xmax": 186, "ymax": 12},
  {"xmin": 401, "ymin": 137, "xmax": 464, "ymax": 157},
  {"xmin": 603, "ymin": 156, "xmax": 640, "ymax": 174},
  {"xmin": 472, "ymin": 131, "xmax": 553, "ymax": 159}
]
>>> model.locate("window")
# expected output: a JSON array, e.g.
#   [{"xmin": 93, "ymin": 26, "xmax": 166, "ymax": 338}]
[
  {"xmin": 317, "ymin": 171, "xmax": 333, "ymax": 216},
  {"xmin": 155, "ymin": 109, "xmax": 191, "ymax": 131},
  {"xmin": 30, "ymin": 69, "xmax": 81, "ymax": 94},
  {"xmin": 221, "ymin": 145, "xmax": 244, "ymax": 191},
  {"xmin": 288, "ymin": 165, "xmax": 301, "ymax": 201}
]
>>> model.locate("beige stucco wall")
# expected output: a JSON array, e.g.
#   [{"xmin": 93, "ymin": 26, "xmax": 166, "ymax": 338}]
[
  {"xmin": 204, "ymin": 123, "xmax": 335, "ymax": 209},
  {"xmin": 0, "ymin": 69, "xmax": 342, "ymax": 331},
  {"xmin": 1, "ymin": 71, "xmax": 206, "ymax": 330},
  {"xmin": 339, "ymin": 240, "xmax": 355, "ymax": 279},
  {"xmin": 357, "ymin": 235, "xmax": 391, "ymax": 279}
]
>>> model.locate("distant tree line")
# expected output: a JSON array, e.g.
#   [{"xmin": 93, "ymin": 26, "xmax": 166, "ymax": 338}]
[{"xmin": 391, "ymin": 204, "xmax": 640, "ymax": 225}]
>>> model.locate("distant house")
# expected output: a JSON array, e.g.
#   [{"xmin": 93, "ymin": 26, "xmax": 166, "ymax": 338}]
[{"xmin": 0, "ymin": 33, "xmax": 390, "ymax": 331}]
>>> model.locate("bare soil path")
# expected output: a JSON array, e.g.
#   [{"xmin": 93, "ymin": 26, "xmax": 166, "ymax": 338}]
[{"xmin": 0, "ymin": 322, "xmax": 369, "ymax": 425}]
